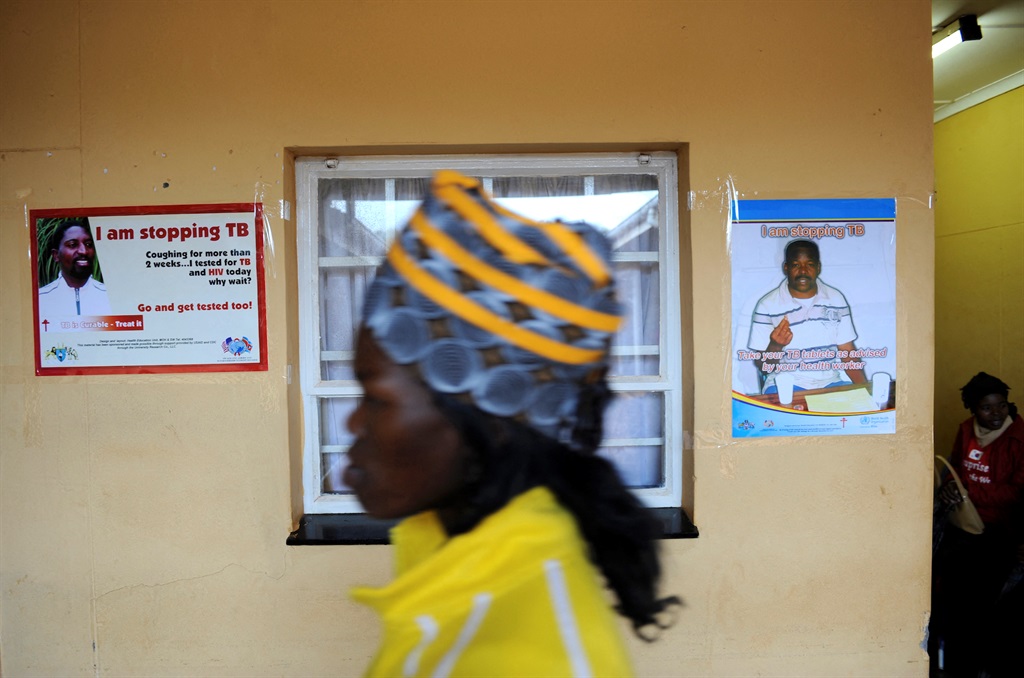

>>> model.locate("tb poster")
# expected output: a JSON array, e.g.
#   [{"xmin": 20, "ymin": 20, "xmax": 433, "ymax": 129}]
[
  {"xmin": 32, "ymin": 203, "xmax": 267, "ymax": 375},
  {"xmin": 731, "ymin": 199, "xmax": 896, "ymax": 437}
]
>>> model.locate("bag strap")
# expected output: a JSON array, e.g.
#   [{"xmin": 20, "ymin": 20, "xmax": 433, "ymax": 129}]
[{"xmin": 935, "ymin": 455, "xmax": 969, "ymax": 498}]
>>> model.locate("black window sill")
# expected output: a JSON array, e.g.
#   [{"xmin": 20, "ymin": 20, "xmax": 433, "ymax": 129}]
[{"xmin": 287, "ymin": 508, "xmax": 698, "ymax": 546}]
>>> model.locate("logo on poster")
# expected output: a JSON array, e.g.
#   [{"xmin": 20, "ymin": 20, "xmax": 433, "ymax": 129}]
[
  {"xmin": 44, "ymin": 344, "xmax": 79, "ymax": 362},
  {"xmin": 221, "ymin": 336, "xmax": 253, "ymax": 357}
]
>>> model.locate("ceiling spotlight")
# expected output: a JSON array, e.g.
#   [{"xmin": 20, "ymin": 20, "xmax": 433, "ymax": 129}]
[{"xmin": 932, "ymin": 14, "xmax": 983, "ymax": 59}]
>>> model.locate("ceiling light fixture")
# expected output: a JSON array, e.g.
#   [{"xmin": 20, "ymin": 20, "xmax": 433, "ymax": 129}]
[{"xmin": 932, "ymin": 14, "xmax": 982, "ymax": 59}]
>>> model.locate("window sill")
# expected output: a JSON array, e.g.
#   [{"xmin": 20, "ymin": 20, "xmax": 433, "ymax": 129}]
[{"xmin": 287, "ymin": 508, "xmax": 698, "ymax": 546}]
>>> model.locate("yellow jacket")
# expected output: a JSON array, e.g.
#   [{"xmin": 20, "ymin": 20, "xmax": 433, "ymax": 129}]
[{"xmin": 352, "ymin": 486, "xmax": 634, "ymax": 677}]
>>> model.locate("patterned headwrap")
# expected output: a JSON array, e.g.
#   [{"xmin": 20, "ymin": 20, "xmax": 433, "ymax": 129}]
[{"xmin": 361, "ymin": 170, "xmax": 624, "ymax": 444}]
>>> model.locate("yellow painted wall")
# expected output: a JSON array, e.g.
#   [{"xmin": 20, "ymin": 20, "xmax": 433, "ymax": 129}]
[
  {"xmin": 1, "ymin": 1, "xmax": 935, "ymax": 675},
  {"xmin": 934, "ymin": 87, "xmax": 1024, "ymax": 453}
]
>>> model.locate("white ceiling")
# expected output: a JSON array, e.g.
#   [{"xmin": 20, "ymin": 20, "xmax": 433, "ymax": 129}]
[{"xmin": 932, "ymin": 0, "xmax": 1024, "ymax": 121}]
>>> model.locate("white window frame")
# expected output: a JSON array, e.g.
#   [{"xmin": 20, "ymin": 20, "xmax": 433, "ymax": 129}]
[{"xmin": 296, "ymin": 153, "xmax": 683, "ymax": 514}]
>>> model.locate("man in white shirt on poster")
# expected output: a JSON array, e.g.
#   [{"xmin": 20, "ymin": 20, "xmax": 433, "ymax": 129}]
[
  {"xmin": 748, "ymin": 239, "xmax": 866, "ymax": 394},
  {"xmin": 38, "ymin": 219, "xmax": 111, "ymax": 318}
]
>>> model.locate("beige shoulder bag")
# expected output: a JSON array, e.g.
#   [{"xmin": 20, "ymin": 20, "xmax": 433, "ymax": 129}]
[{"xmin": 934, "ymin": 455, "xmax": 984, "ymax": 535}]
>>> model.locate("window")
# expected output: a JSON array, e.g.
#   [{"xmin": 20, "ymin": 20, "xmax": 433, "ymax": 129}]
[{"xmin": 296, "ymin": 153, "xmax": 683, "ymax": 515}]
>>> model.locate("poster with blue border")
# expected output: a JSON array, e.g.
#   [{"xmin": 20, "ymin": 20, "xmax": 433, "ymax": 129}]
[{"xmin": 731, "ymin": 198, "xmax": 896, "ymax": 437}]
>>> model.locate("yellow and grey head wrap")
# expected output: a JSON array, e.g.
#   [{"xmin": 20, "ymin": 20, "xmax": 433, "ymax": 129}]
[{"xmin": 361, "ymin": 170, "xmax": 623, "ymax": 443}]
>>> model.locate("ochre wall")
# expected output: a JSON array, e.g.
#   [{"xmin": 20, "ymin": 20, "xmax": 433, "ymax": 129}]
[
  {"xmin": 1, "ymin": 1, "xmax": 935, "ymax": 675},
  {"xmin": 934, "ymin": 87, "xmax": 1024, "ymax": 452}
]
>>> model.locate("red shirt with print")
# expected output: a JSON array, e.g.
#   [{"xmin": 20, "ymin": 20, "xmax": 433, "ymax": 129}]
[{"xmin": 950, "ymin": 414, "xmax": 1024, "ymax": 537}]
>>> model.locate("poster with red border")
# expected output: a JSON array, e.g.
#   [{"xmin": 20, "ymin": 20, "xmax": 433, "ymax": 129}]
[{"xmin": 32, "ymin": 203, "xmax": 268, "ymax": 375}]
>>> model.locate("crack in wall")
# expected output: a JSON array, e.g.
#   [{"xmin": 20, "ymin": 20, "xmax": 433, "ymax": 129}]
[{"xmin": 91, "ymin": 561, "xmax": 289, "ymax": 602}]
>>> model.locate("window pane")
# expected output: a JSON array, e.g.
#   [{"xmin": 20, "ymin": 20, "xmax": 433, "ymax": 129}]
[
  {"xmin": 603, "ymin": 391, "xmax": 664, "ymax": 440},
  {"xmin": 612, "ymin": 260, "xmax": 661, "ymax": 377},
  {"xmin": 491, "ymin": 175, "xmax": 658, "ymax": 233},
  {"xmin": 600, "ymin": 390, "xmax": 666, "ymax": 489},
  {"xmin": 322, "ymin": 452, "xmax": 350, "ymax": 494},
  {"xmin": 319, "ymin": 397, "xmax": 358, "ymax": 494},
  {"xmin": 318, "ymin": 267, "xmax": 372, "ymax": 381},
  {"xmin": 318, "ymin": 177, "xmax": 427, "ymax": 256},
  {"xmin": 598, "ymin": 445, "xmax": 663, "ymax": 488},
  {"xmin": 610, "ymin": 197, "xmax": 659, "ymax": 253},
  {"xmin": 319, "ymin": 397, "xmax": 358, "ymax": 447},
  {"xmin": 319, "ymin": 182, "xmax": 385, "ymax": 257}
]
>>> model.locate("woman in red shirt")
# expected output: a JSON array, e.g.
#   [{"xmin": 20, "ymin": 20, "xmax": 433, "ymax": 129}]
[{"xmin": 931, "ymin": 372, "xmax": 1023, "ymax": 677}]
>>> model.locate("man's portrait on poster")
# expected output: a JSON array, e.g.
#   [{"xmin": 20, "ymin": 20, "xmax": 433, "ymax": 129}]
[
  {"xmin": 37, "ymin": 217, "xmax": 111, "ymax": 318},
  {"xmin": 747, "ymin": 239, "xmax": 866, "ymax": 395},
  {"xmin": 731, "ymin": 220, "xmax": 896, "ymax": 403}
]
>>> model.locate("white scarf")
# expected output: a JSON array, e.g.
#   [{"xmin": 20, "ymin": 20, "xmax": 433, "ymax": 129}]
[{"xmin": 973, "ymin": 415, "xmax": 1012, "ymax": 449}]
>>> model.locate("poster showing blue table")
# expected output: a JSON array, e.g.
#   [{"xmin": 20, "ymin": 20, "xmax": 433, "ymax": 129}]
[
  {"xmin": 731, "ymin": 198, "xmax": 896, "ymax": 437},
  {"xmin": 32, "ymin": 203, "xmax": 267, "ymax": 375}
]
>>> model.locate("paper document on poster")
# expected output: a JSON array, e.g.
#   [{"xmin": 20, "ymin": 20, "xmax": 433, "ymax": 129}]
[{"xmin": 804, "ymin": 388, "xmax": 877, "ymax": 414}]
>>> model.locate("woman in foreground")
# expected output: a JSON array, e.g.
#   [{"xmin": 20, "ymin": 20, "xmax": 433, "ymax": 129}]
[{"xmin": 345, "ymin": 171, "xmax": 679, "ymax": 677}]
